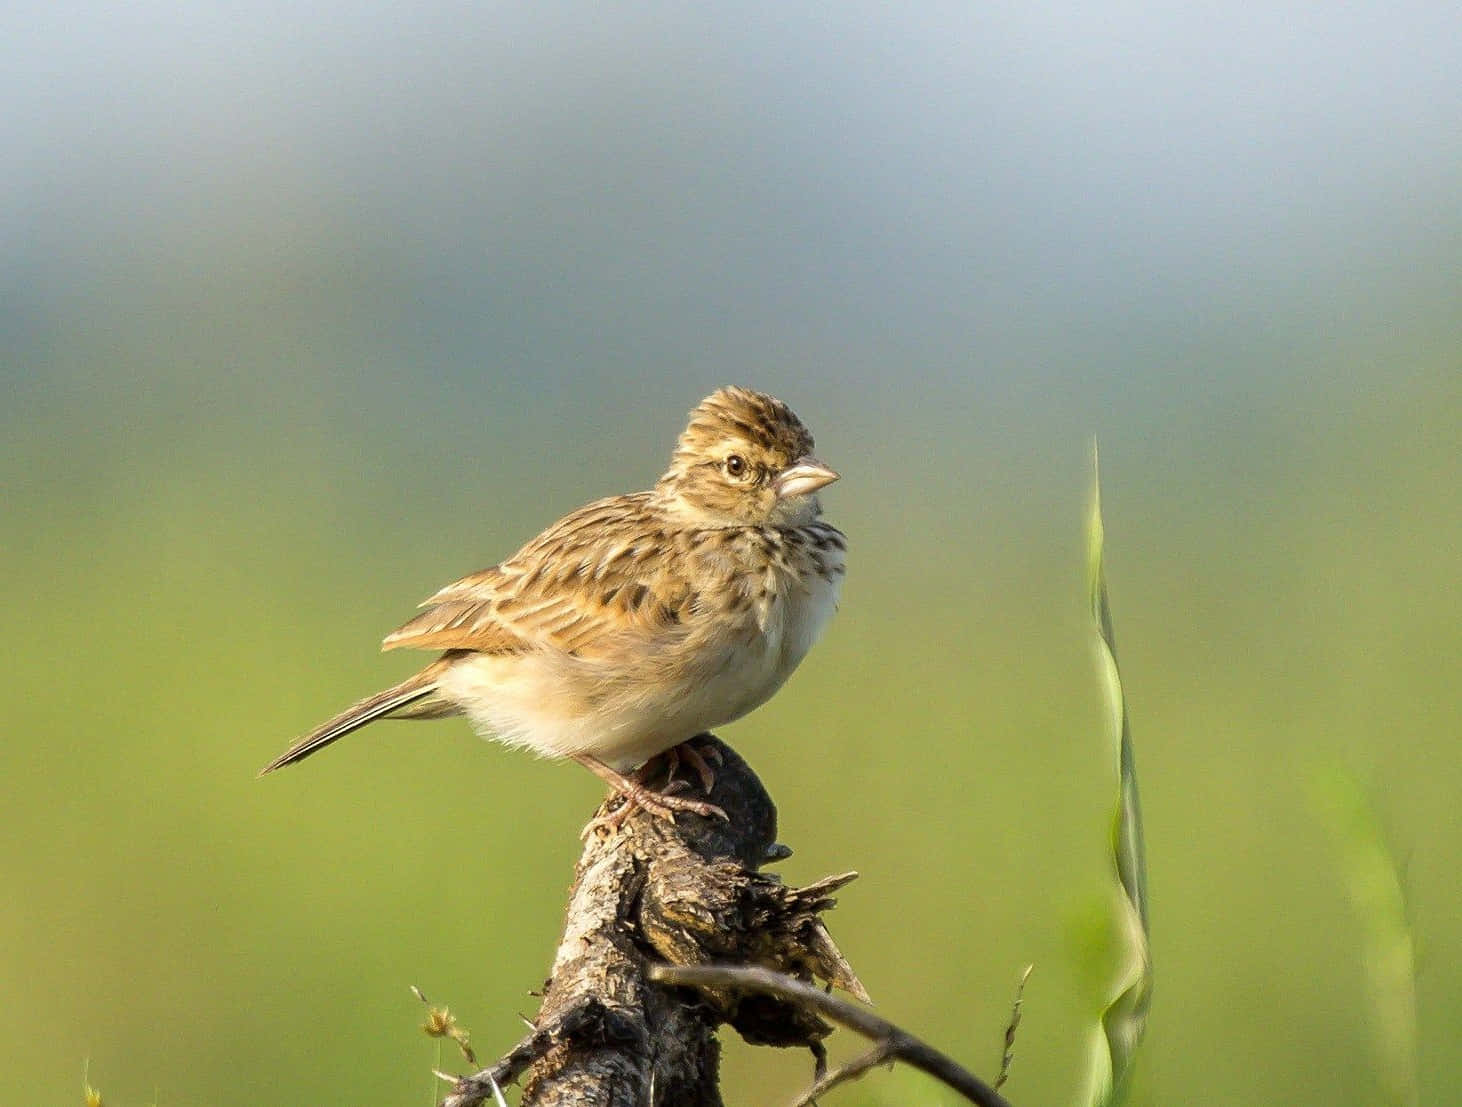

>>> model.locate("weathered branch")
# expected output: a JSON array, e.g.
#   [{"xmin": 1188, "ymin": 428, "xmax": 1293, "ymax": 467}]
[
  {"xmin": 437, "ymin": 737, "xmax": 1018, "ymax": 1106},
  {"xmin": 439, "ymin": 737, "xmax": 865, "ymax": 1107},
  {"xmin": 648, "ymin": 965, "xmax": 1016, "ymax": 1107}
]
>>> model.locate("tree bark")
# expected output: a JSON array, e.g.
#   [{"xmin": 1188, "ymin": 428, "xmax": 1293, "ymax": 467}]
[{"xmin": 440, "ymin": 736, "xmax": 864, "ymax": 1107}]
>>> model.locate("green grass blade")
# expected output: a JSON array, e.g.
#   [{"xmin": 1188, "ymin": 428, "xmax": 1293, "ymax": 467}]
[
  {"xmin": 1309, "ymin": 767, "xmax": 1418, "ymax": 1106},
  {"xmin": 1079, "ymin": 445, "xmax": 1153, "ymax": 1106}
]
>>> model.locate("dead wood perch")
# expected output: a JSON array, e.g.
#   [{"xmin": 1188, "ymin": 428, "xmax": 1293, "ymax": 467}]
[
  {"xmin": 438, "ymin": 737, "xmax": 1012, "ymax": 1106},
  {"xmin": 649, "ymin": 965, "xmax": 1015, "ymax": 1107}
]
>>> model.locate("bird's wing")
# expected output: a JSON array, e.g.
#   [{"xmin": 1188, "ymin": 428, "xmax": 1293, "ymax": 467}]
[{"xmin": 381, "ymin": 493, "xmax": 695, "ymax": 658}]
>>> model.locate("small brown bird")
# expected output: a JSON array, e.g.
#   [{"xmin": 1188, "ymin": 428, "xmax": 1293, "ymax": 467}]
[{"xmin": 260, "ymin": 387, "xmax": 845, "ymax": 824}]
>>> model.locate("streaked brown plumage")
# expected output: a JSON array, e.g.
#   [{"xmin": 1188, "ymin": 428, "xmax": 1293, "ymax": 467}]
[{"xmin": 260, "ymin": 386, "xmax": 845, "ymax": 823}]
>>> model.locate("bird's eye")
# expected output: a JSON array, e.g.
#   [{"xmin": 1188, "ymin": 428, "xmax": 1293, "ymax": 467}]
[{"xmin": 724, "ymin": 454, "xmax": 748, "ymax": 479}]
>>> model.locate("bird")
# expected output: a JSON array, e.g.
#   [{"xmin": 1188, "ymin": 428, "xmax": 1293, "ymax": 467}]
[{"xmin": 259, "ymin": 386, "xmax": 846, "ymax": 826}]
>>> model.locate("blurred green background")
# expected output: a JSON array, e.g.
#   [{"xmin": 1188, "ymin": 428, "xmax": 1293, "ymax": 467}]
[{"xmin": 4, "ymin": 4, "xmax": 1458, "ymax": 1104}]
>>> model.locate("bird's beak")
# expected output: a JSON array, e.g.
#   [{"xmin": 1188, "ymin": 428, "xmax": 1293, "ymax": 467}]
[{"xmin": 774, "ymin": 456, "xmax": 840, "ymax": 499}]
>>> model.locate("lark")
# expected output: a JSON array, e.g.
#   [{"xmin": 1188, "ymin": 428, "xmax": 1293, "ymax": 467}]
[{"xmin": 260, "ymin": 387, "xmax": 846, "ymax": 825}]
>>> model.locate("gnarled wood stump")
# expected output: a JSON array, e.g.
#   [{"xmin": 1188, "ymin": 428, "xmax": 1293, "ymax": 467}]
[{"xmin": 441, "ymin": 737, "xmax": 864, "ymax": 1107}]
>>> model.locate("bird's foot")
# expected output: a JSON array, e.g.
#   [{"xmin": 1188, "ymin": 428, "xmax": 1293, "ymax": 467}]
[
  {"xmin": 662, "ymin": 736, "xmax": 721, "ymax": 795},
  {"xmin": 575, "ymin": 753, "xmax": 729, "ymax": 838}
]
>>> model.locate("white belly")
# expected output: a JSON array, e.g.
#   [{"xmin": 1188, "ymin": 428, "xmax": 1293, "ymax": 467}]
[
  {"xmin": 436, "ymin": 568, "xmax": 842, "ymax": 770},
  {"xmin": 700, "ymin": 565, "xmax": 842, "ymax": 730}
]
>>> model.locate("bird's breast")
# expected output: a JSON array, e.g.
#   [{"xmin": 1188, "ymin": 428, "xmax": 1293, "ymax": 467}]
[{"xmin": 731, "ymin": 524, "xmax": 845, "ymax": 711}]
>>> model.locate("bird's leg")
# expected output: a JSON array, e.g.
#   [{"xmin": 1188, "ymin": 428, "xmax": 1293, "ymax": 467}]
[
  {"xmin": 574, "ymin": 753, "xmax": 728, "ymax": 837},
  {"xmin": 580, "ymin": 751, "xmax": 703, "ymax": 837},
  {"xmin": 661, "ymin": 744, "xmax": 683, "ymax": 788},
  {"xmin": 672, "ymin": 737, "xmax": 720, "ymax": 795}
]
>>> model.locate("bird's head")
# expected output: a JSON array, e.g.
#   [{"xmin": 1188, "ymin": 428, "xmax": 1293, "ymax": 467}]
[{"xmin": 656, "ymin": 387, "xmax": 839, "ymax": 527}]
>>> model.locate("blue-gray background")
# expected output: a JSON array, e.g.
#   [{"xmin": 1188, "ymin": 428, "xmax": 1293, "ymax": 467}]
[{"xmin": 4, "ymin": 3, "xmax": 1458, "ymax": 1103}]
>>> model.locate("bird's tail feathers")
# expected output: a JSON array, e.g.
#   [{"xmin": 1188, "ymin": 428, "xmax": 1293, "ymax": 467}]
[{"xmin": 258, "ymin": 668, "xmax": 448, "ymax": 776}]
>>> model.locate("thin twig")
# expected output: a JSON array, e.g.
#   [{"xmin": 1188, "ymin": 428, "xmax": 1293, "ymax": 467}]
[
  {"xmin": 791, "ymin": 1042, "xmax": 893, "ymax": 1106},
  {"xmin": 648, "ymin": 964, "xmax": 1015, "ymax": 1107},
  {"xmin": 439, "ymin": 1026, "xmax": 551, "ymax": 1107},
  {"xmin": 995, "ymin": 965, "xmax": 1034, "ymax": 1090},
  {"xmin": 485, "ymin": 1074, "xmax": 508, "ymax": 1107}
]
